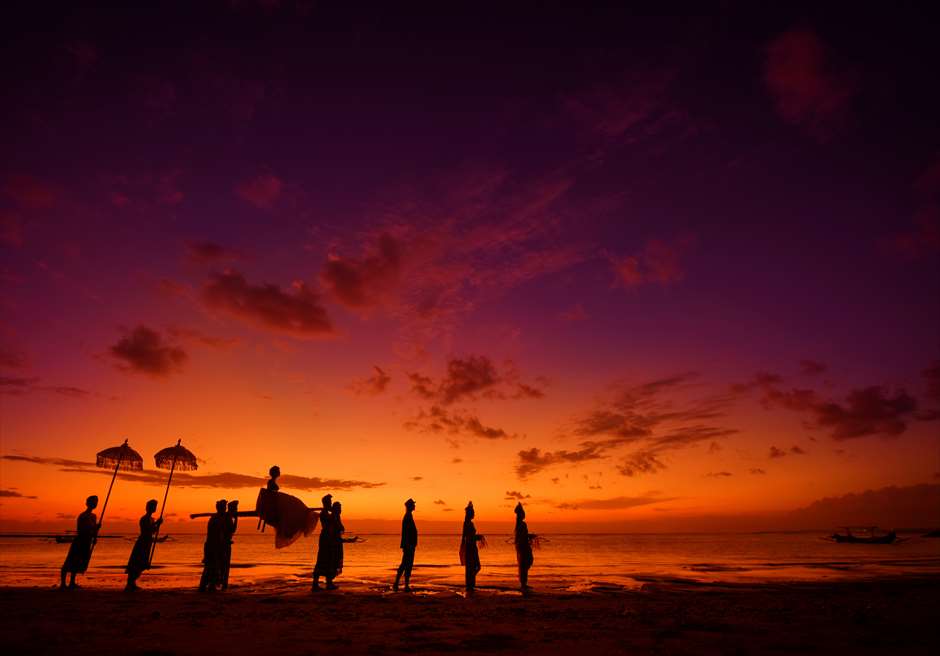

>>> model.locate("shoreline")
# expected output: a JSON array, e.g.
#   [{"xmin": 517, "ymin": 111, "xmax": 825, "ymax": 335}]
[{"xmin": 2, "ymin": 576, "xmax": 939, "ymax": 654}]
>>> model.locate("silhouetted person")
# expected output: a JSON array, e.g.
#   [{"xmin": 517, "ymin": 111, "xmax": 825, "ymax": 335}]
[
  {"xmin": 514, "ymin": 502, "xmax": 535, "ymax": 592},
  {"xmin": 266, "ymin": 465, "xmax": 280, "ymax": 492},
  {"xmin": 221, "ymin": 499, "xmax": 239, "ymax": 590},
  {"xmin": 460, "ymin": 501, "xmax": 484, "ymax": 592},
  {"xmin": 394, "ymin": 498, "xmax": 417, "ymax": 592},
  {"xmin": 199, "ymin": 499, "xmax": 227, "ymax": 592},
  {"xmin": 329, "ymin": 501, "xmax": 358, "ymax": 588},
  {"xmin": 312, "ymin": 493, "xmax": 334, "ymax": 591},
  {"xmin": 60, "ymin": 495, "xmax": 99, "ymax": 589},
  {"xmin": 125, "ymin": 499, "xmax": 161, "ymax": 592}
]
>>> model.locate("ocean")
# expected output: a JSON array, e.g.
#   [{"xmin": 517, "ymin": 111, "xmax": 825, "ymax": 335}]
[{"xmin": 3, "ymin": 530, "xmax": 940, "ymax": 592}]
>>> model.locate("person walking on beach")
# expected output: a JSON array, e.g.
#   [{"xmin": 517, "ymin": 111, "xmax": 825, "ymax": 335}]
[
  {"xmin": 60, "ymin": 495, "xmax": 99, "ymax": 590},
  {"xmin": 220, "ymin": 499, "xmax": 239, "ymax": 590},
  {"xmin": 460, "ymin": 501, "xmax": 484, "ymax": 593},
  {"xmin": 199, "ymin": 499, "xmax": 227, "ymax": 592},
  {"xmin": 514, "ymin": 502, "xmax": 535, "ymax": 593},
  {"xmin": 125, "ymin": 499, "xmax": 161, "ymax": 592},
  {"xmin": 394, "ymin": 498, "xmax": 418, "ymax": 592},
  {"xmin": 312, "ymin": 493, "xmax": 335, "ymax": 591}
]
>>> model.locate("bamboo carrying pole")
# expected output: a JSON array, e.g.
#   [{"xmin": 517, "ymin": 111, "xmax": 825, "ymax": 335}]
[
  {"xmin": 88, "ymin": 440, "xmax": 126, "ymax": 562},
  {"xmin": 149, "ymin": 439, "xmax": 180, "ymax": 566}
]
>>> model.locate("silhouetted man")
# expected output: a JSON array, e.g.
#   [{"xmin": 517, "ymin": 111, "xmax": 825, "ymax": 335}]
[
  {"xmin": 199, "ymin": 499, "xmax": 227, "ymax": 592},
  {"xmin": 394, "ymin": 498, "xmax": 418, "ymax": 591},
  {"xmin": 312, "ymin": 493, "xmax": 334, "ymax": 591},
  {"xmin": 221, "ymin": 499, "xmax": 239, "ymax": 590},
  {"xmin": 60, "ymin": 495, "xmax": 99, "ymax": 589}
]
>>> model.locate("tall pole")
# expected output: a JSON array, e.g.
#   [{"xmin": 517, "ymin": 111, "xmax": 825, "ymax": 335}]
[
  {"xmin": 89, "ymin": 439, "xmax": 126, "ymax": 562},
  {"xmin": 149, "ymin": 439, "xmax": 179, "ymax": 565}
]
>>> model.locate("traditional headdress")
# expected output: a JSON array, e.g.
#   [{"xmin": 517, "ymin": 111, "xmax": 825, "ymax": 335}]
[
  {"xmin": 322, "ymin": 493, "xmax": 333, "ymax": 505},
  {"xmin": 514, "ymin": 502, "xmax": 524, "ymax": 515},
  {"xmin": 405, "ymin": 498, "xmax": 415, "ymax": 507}
]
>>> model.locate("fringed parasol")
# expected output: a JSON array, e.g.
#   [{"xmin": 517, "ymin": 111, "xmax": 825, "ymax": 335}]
[
  {"xmin": 96, "ymin": 441, "xmax": 144, "ymax": 471},
  {"xmin": 149, "ymin": 439, "xmax": 198, "ymax": 565},
  {"xmin": 90, "ymin": 438, "xmax": 143, "ymax": 563},
  {"xmin": 154, "ymin": 443, "xmax": 198, "ymax": 472}
]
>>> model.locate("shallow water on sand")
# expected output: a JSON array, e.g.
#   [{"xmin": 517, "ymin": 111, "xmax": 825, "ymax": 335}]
[{"xmin": 2, "ymin": 531, "xmax": 939, "ymax": 591}]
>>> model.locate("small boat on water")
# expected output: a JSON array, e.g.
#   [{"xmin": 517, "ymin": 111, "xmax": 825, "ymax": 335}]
[{"xmin": 830, "ymin": 526, "xmax": 897, "ymax": 544}]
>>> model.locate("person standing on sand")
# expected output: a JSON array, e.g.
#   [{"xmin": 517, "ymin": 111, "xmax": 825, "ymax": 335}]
[
  {"xmin": 125, "ymin": 499, "xmax": 161, "ymax": 592},
  {"xmin": 328, "ymin": 501, "xmax": 359, "ymax": 588},
  {"xmin": 220, "ymin": 499, "xmax": 239, "ymax": 590},
  {"xmin": 394, "ymin": 498, "xmax": 418, "ymax": 592},
  {"xmin": 312, "ymin": 493, "xmax": 334, "ymax": 591},
  {"xmin": 60, "ymin": 495, "xmax": 99, "ymax": 589},
  {"xmin": 514, "ymin": 502, "xmax": 535, "ymax": 592},
  {"xmin": 460, "ymin": 501, "xmax": 484, "ymax": 593},
  {"xmin": 199, "ymin": 499, "xmax": 227, "ymax": 592}
]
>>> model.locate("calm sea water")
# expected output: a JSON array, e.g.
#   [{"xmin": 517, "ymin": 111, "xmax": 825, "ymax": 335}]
[{"xmin": 2, "ymin": 531, "xmax": 939, "ymax": 591}]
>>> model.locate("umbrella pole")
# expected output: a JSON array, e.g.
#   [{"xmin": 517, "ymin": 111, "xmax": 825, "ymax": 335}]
[
  {"xmin": 89, "ymin": 440, "xmax": 126, "ymax": 562},
  {"xmin": 149, "ymin": 440, "xmax": 179, "ymax": 566}
]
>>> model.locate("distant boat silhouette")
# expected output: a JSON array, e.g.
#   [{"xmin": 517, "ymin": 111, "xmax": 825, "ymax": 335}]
[{"xmin": 829, "ymin": 527, "xmax": 897, "ymax": 544}]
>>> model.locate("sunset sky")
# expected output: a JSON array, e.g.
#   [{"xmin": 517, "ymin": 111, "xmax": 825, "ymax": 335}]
[{"xmin": 2, "ymin": 2, "xmax": 938, "ymax": 532}]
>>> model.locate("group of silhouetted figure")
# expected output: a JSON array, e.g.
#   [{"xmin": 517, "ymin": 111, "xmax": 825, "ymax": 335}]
[{"xmin": 60, "ymin": 465, "xmax": 538, "ymax": 594}]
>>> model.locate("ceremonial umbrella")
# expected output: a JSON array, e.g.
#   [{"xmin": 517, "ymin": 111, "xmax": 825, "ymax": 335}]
[
  {"xmin": 91, "ymin": 438, "xmax": 143, "ymax": 559},
  {"xmin": 149, "ymin": 439, "xmax": 198, "ymax": 564}
]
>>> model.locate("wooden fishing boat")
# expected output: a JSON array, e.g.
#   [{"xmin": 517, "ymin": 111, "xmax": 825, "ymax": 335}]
[{"xmin": 830, "ymin": 526, "xmax": 897, "ymax": 544}]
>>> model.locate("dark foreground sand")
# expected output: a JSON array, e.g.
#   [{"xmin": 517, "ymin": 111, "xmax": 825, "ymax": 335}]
[{"xmin": 2, "ymin": 578, "xmax": 939, "ymax": 655}]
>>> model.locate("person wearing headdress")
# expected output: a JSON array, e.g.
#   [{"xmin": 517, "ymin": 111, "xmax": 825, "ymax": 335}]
[
  {"xmin": 199, "ymin": 499, "xmax": 227, "ymax": 592},
  {"xmin": 394, "ymin": 498, "xmax": 418, "ymax": 592},
  {"xmin": 220, "ymin": 499, "xmax": 239, "ymax": 590},
  {"xmin": 125, "ymin": 499, "xmax": 162, "ymax": 591},
  {"xmin": 266, "ymin": 465, "xmax": 280, "ymax": 492},
  {"xmin": 312, "ymin": 493, "xmax": 334, "ymax": 591},
  {"xmin": 460, "ymin": 501, "xmax": 484, "ymax": 592},
  {"xmin": 514, "ymin": 502, "xmax": 535, "ymax": 592},
  {"xmin": 60, "ymin": 495, "xmax": 99, "ymax": 589}
]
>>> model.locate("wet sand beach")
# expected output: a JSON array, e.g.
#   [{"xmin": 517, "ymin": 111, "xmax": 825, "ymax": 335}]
[{"xmin": 2, "ymin": 576, "xmax": 939, "ymax": 655}]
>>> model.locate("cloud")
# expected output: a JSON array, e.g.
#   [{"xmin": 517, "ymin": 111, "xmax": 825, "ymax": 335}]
[
  {"xmin": 565, "ymin": 373, "xmax": 738, "ymax": 479},
  {"xmin": 0, "ymin": 489, "xmax": 38, "ymax": 499},
  {"xmin": 769, "ymin": 445, "xmax": 807, "ymax": 459},
  {"xmin": 166, "ymin": 327, "xmax": 239, "ymax": 350},
  {"xmin": 407, "ymin": 355, "xmax": 545, "ymax": 405},
  {"xmin": 610, "ymin": 235, "xmax": 694, "ymax": 288},
  {"xmin": 504, "ymin": 490, "xmax": 530, "ymax": 501},
  {"xmin": 705, "ymin": 471, "xmax": 733, "ymax": 478},
  {"xmin": 186, "ymin": 241, "xmax": 243, "ymax": 263},
  {"xmin": 556, "ymin": 493, "xmax": 675, "ymax": 511},
  {"xmin": 763, "ymin": 28, "xmax": 857, "ymax": 139},
  {"xmin": 202, "ymin": 270, "xmax": 333, "ymax": 337},
  {"xmin": 743, "ymin": 373, "xmax": 922, "ymax": 440},
  {"xmin": 2, "ymin": 454, "xmax": 383, "ymax": 490},
  {"xmin": 405, "ymin": 405, "xmax": 513, "ymax": 441},
  {"xmin": 410, "ymin": 476, "xmax": 423, "ymax": 482},
  {"xmin": 236, "ymin": 174, "xmax": 283, "ymax": 209},
  {"xmin": 0, "ymin": 376, "xmax": 38, "ymax": 395},
  {"xmin": 321, "ymin": 233, "xmax": 403, "ymax": 308},
  {"xmin": 348, "ymin": 366, "xmax": 391, "ymax": 396},
  {"xmin": 515, "ymin": 446, "xmax": 604, "ymax": 479},
  {"xmin": 109, "ymin": 325, "xmax": 187, "ymax": 377},
  {"xmin": 617, "ymin": 451, "xmax": 666, "ymax": 477},
  {"xmin": 749, "ymin": 468, "xmax": 767, "ymax": 475},
  {"xmin": 800, "ymin": 360, "xmax": 827, "ymax": 376},
  {"xmin": 788, "ymin": 484, "xmax": 940, "ymax": 528},
  {"xmin": 433, "ymin": 499, "xmax": 447, "ymax": 505},
  {"xmin": 918, "ymin": 361, "xmax": 940, "ymax": 420}
]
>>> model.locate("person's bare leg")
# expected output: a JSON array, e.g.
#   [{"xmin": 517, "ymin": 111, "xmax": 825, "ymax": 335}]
[{"xmin": 60, "ymin": 568, "xmax": 67, "ymax": 589}]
